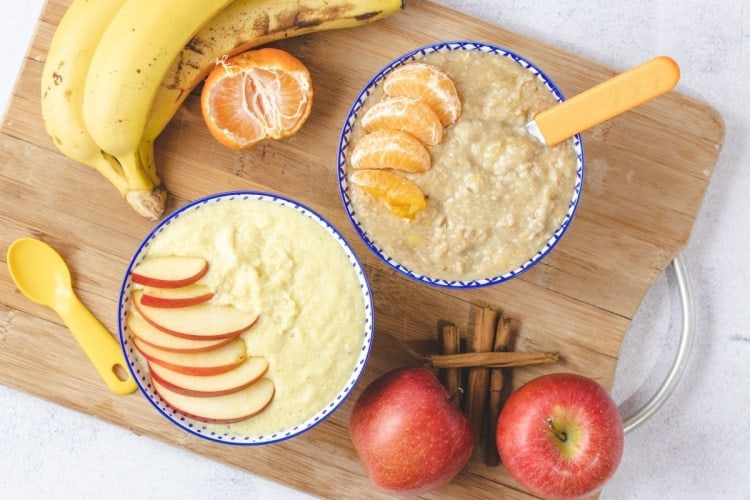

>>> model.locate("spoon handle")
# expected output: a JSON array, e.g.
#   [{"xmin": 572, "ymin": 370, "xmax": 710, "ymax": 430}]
[
  {"xmin": 56, "ymin": 293, "xmax": 137, "ymax": 394},
  {"xmin": 533, "ymin": 56, "xmax": 681, "ymax": 146}
]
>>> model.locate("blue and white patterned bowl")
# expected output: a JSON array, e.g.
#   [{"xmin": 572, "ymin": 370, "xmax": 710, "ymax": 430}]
[
  {"xmin": 337, "ymin": 41, "xmax": 585, "ymax": 288},
  {"xmin": 118, "ymin": 191, "xmax": 373, "ymax": 445}
]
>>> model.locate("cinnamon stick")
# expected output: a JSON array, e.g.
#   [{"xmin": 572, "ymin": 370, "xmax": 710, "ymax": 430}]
[
  {"xmin": 440, "ymin": 323, "xmax": 461, "ymax": 398},
  {"xmin": 485, "ymin": 313, "xmax": 514, "ymax": 466},
  {"xmin": 465, "ymin": 308, "xmax": 498, "ymax": 446},
  {"xmin": 423, "ymin": 351, "xmax": 559, "ymax": 369}
]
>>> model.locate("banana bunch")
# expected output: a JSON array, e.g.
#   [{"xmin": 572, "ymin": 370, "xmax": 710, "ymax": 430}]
[{"xmin": 41, "ymin": 0, "xmax": 405, "ymax": 220}]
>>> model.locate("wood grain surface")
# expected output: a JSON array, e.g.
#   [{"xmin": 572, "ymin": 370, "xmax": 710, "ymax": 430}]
[{"xmin": 0, "ymin": 0, "xmax": 723, "ymax": 497}]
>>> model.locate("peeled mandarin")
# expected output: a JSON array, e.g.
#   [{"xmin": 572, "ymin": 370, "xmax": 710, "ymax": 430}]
[
  {"xmin": 350, "ymin": 169, "xmax": 427, "ymax": 218},
  {"xmin": 361, "ymin": 96, "xmax": 443, "ymax": 146},
  {"xmin": 383, "ymin": 62, "xmax": 461, "ymax": 125},
  {"xmin": 350, "ymin": 129, "xmax": 431, "ymax": 173},
  {"xmin": 201, "ymin": 47, "xmax": 313, "ymax": 150}
]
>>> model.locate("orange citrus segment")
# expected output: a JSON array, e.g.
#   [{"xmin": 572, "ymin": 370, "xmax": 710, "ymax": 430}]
[
  {"xmin": 383, "ymin": 62, "xmax": 461, "ymax": 125},
  {"xmin": 350, "ymin": 130, "xmax": 431, "ymax": 173},
  {"xmin": 350, "ymin": 169, "xmax": 426, "ymax": 218},
  {"xmin": 201, "ymin": 48, "xmax": 313, "ymax": 150},
  {"xmin": 361, "ymin": 96, "xmax": 443, "ymax": 146}
]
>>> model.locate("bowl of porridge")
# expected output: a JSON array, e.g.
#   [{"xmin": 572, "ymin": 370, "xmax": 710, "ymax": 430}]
[
  {"xmin": 118, "ymin": 191, "xmax": 373, "ymax": 445},
  {"xmin": 338, "ymin": 41, "xmax": 584, "ymax": 288}
]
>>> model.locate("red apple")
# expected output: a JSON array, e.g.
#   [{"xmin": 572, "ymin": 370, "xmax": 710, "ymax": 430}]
[
  {"xmin": 153, "ymin": 377, "xmax": 275, "ymax": 423},
  {"xmin": 140, "ymin": 284, "xmax": 214, "ymax": 308},
  {"xmin": 130, "ymin": 256, "xmax": 208, "ymax": 288},
  {"xmin": 148, "ymin": 356, "xmax": 268, "ymax": 397},
  {"xmin": 133, "ymin": 290, "xmax": 258, "ymax": 340},
  {"xmin": 349, "ymin": 367, "xmax": 474, "ymax": 496},
  {"xmin": 134, "ymin": 337, "xmax": 246, "ymax": 376},
  {"xmin": 496, "ymin": 373, "xmax": 624, "ymax": 500}
]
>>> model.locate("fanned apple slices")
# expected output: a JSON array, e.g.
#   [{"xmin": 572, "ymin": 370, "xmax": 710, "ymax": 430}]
[
  {"xmin": 140, "ymin": 283, "xmax": 214, "ymax": 308},
  {"xmin": 134, "ymin": 337, "xmax": 247, "ymax": 375},
  {"xmin": 127, "ymin": 311, "xmax": 232, "ymax": 352},
  {"xmin": 149, "ymin": 356, "xmax": 268, "ymax": 397},
  {"xmin": 153, "ymin": 377, "xmax": 275, "ymax": 424},
  {"xmin": 131, "ymin": 256, "xmax": 209, "ymax": 288},
  {"xmin": 133, "ymin": 290, "xmax": 258, "ymax": 340},
  {"xmin": 128, "ymin": 254, "xmax": 274, "ymax": 423}
]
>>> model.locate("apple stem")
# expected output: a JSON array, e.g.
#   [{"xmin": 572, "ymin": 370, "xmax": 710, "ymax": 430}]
[
  {"xmin": 448, "ymin": 387, "xmax": 464, "ymax": 405},
  {"xmin": 547, "ymin": 417, "xmax": 568, "ymax": 442}
]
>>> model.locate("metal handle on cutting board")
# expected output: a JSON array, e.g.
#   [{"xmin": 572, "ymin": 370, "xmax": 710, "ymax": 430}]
[{"xmin": 620, "ymin": 253, "xmax": 695, "ymax": 434}]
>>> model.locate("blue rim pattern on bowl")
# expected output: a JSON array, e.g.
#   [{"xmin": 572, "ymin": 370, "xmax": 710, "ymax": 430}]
[
  {"xmin": 117, "ymin": 191, "xmax": 374, "ymax": 445},
  {"xmin": 337, "ymin": 40, "xmax": 585, "ymax": 289}
]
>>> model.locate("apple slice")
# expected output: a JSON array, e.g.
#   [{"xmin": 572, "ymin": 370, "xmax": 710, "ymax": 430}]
[
  {"xmin": 148, "ymin": 356, "xmax": 269, "ymax": 397},
  {"xmin": 153, "ymin": 377, "xmax": 275, "ymax": 423},
  {"xmin": 133, "ymin": 290, "xmax": 258, "ymax": 340},
  {"xmin": 140, "ymin": 284, "xmax": 214, "ymax": 308},
  {"xmin": 131, "ymin": 256, "xmax": 208, "ymax": 288},
  {"xmin": 134, "ymin": 337, "xmax": 246, "ymax": 375},
  {"xmin": 127, "ymin": 311, "xmax": 232, "ymax": 353}
]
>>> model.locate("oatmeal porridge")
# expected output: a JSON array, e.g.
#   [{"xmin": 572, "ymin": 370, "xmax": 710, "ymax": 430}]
[
  {"xmin": 129, "ymin": 197, "xmax": 366, "ymax": 435},
  {"xmin": 346, "ymin": 49, "xmax": 579, "ymax": 281}
]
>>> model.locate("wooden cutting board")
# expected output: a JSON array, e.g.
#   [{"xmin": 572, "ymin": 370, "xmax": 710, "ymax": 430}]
[{"xmin": 0, "ymin": 0, "xmax": 724, "ymax": 497}]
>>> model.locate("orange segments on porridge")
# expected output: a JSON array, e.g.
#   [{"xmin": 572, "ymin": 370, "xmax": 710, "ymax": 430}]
[
  {"xmin": 361, "ymin": 96, "xmax": 443, "ymax": 146},
  {"xmin": 350, "ymin": 129, "xmax": 432, "ymax": 173},
  {"xmin": 350, "ymin": 169, "xmax": 426, "ymax": 219},
  {"xmin": 383, "ymin": 62, "xmax": 461, "ymax": 125},
  {"xmin": 200, "ymin": 48, "xmax": 313, "ymax": 150}
]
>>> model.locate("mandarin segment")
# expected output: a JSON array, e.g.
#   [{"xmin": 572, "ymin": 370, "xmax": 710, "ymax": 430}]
[
  {"xmin": 350, "ymin": 169, "xmax": 427, "ymax": 218},
  {"xmin": 350, "ymin": 129, "xmax": 432, "ymax": 173},
  {"xmin": 383, "ymin": 62, "xmax": 461, "ymax": 125},
  {"xmin": 201, "ymin": 48, "xmax": 313, "ymax": 150},
  {"xmin": 361, "ymin": 96, "xmax": 443, "ymax": 146}
]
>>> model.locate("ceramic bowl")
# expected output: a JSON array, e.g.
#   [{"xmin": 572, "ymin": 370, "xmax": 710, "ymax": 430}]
[
  {"xmin": 118, "ymin": 191, "xmax": 373, "ymax": 445},
  {"xmin": 337, "ymin": 40, "xmax": 584, "ymax": 288}
]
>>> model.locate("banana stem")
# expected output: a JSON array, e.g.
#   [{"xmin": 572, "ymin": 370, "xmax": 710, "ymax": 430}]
[
  {"xmin": 125, "ymin": 186, "xmax": 166, "ymax": 221},
  {"xmin": 118, "ymin": 149, "xmax": 166, "ymax": 220}
]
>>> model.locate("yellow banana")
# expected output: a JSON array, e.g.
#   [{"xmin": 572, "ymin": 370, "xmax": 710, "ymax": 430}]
[
  {"xmin": 40, "ymin": 0, "xmax": 131, "ymax": 203},
  {"xmin": 139, "ymin": 0, "xmax": 405, "ymax": 155},
  {"xmin": 82, "ymin": 0, "xmax": 235, "ymax": 219}
]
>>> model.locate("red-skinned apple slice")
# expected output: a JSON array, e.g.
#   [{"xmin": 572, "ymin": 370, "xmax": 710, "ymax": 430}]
[
  {"xmin": 153, "ymin": 377, "xmax": 275, "ymax": 423},
  {"xmin": 131, "ymin": 256, "xmax": 208, "ymax": 288},
  {"xmin": 127, "ymin": 311, "xmax": 232, "ymax": 353},
  {"xmin": 148, "ymin": 356, "xmax": 269, "ymax": 397},
  {"xmin": 134, "ymin": 337, "xmax": 246, "ymax": 375},
  {"xmin": 133, "ymin": 290, "xmax": 258, "ymax": 340},
  {"xmin": 140, "ymin": 284, "xmax": 214, "ymax": 308}
]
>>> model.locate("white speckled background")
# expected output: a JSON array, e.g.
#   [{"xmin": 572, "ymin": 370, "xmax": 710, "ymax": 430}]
[{"xmin": 2, "ymin": 1, "xmax": 748, "ymax": 498}]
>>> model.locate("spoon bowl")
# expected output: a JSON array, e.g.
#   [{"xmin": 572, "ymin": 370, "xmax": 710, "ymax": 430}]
[
  {"xmin": 7, "ymin": 237, "xmax": 136, "ymax": 394},
  {"xmin": 8, "ymin": 237, "xmax": 73, "ymax": 306}
]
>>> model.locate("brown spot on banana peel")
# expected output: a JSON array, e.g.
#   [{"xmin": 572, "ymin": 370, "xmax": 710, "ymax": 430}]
[
  {"xmin": 354, "ymin": 11, "xmax": 384, "ymax": 22},
  {"xmin": 184, "ymin": 38, "xmax": 207, "ymax": 56},
  {"xmin": 165, "ymin": 40, "xmax": 210, "ymax": 92},
  {"xmin": 253, "ymin": 11, "xmax": 271, "ymax": 35},
  {"xmin": 274, "ymin": 5, "xmax": 372, "ymax": 31},
  {"xmin": 161, "ymin": 4, "xmax": 402, "ymax": 96}
]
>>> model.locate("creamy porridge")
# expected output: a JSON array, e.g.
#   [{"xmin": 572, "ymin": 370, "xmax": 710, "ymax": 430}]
[
  {"xmin": 129, "ymin": 197, "xmax": 366, "ymax": 435},
  {"xmin": 346, "ymin": 49, "xmax": 579, "ymax": 281}
]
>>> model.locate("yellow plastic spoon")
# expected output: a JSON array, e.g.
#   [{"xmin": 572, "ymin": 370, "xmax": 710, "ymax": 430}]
[
  {"xmin": 6, "ymin": 237, "xmax": 136, "ymax": 394},
  {"xmin": 527, "ymin": 56, "xmax": 681, "ymax": 146}
]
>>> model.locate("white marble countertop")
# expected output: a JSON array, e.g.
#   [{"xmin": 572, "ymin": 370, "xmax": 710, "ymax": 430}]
[{"xmin": 2, "ymin": 1, "xmax": 748, "ymax": 498}]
